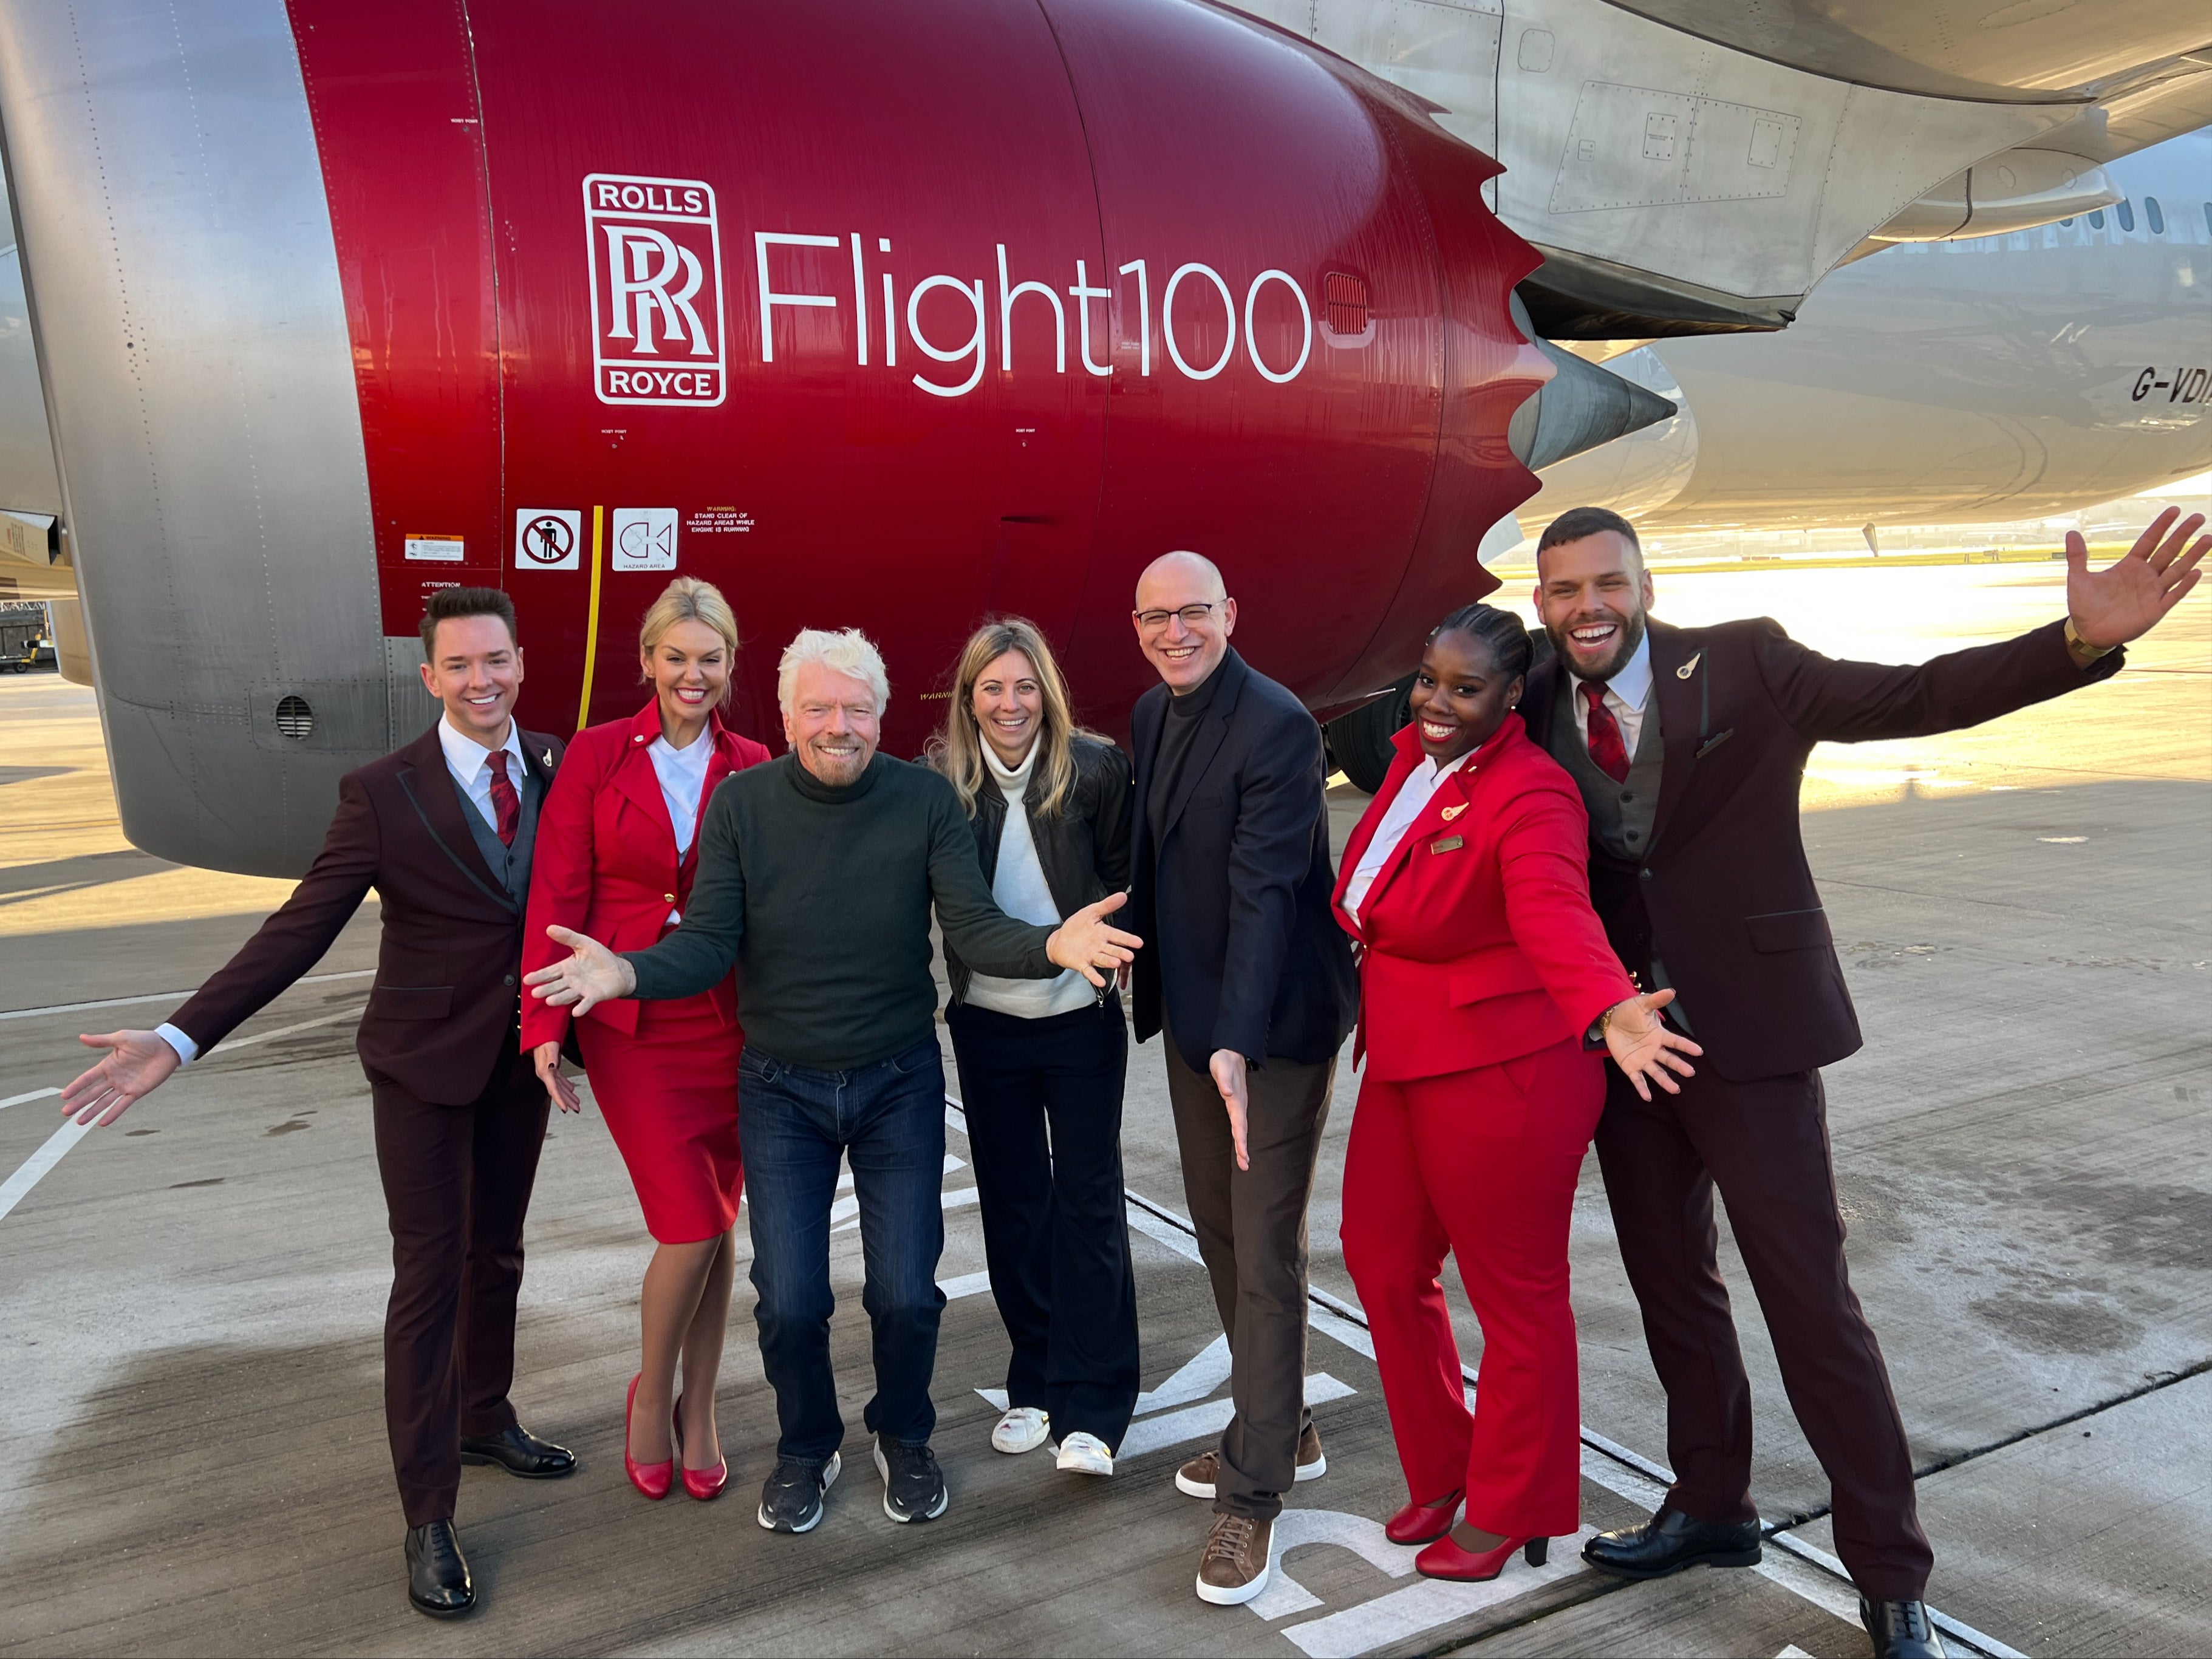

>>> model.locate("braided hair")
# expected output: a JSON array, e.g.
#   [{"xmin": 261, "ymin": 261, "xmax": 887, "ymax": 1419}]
[{"xmin": 1428, "ymin": 602, "xmax": 1532, "ymax": 682}]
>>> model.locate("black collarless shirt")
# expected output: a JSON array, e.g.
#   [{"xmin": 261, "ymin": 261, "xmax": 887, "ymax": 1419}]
[{"xmin": 1147, "ymin": 651, "xmax": 1230, "ymax": 854}]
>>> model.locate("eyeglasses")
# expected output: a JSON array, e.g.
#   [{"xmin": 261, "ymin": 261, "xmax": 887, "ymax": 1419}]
[{"xmin": 1135, "ymin": 602, "xmax": 1223, "ymax": 631}]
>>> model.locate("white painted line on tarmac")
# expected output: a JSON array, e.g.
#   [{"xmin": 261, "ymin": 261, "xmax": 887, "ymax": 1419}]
[
  {"xmin": 937, "ymin": 1269, "xmax": 992, "ymax": 1301},
  {"xmin": 1278, "ymin": 1529, "xmax": 1598, "ymax": 1657},
  {"xmin": 0, "ymin": 1086, "xmax": 60, "ymax": 1111},
  {"xmin": 0, "ymin": 1118, "xmax": 94, "ymax": 1221},
  {"xmin": 1119, "ymin": 1374, "xmax": 1356, "ymax": 1462},
  {"xmin": 0, "ymin": 969, "xmax": 374, "ymax": 1021},
  {"xmin": 1761, "ymin": 1531, "xmax": 2026, "ymax": 1659},
  {"xmin": 0, "ymin": 1006, "xmax": 361, "ymax": 1225}
]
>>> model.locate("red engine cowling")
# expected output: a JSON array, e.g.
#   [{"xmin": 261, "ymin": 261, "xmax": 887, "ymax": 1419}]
[{"xmin": 296, "ymin": 0, "xmax": 1545, "ymax": 750}]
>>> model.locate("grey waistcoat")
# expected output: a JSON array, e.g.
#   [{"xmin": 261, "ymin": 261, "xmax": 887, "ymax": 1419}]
[
  {"xmin": 1548, "ymin": 670, "xmax": 1664, "ymax": 863},
  {"xmin": 452, "ymin": 762, "xmax": 542, "ymax": 907}
]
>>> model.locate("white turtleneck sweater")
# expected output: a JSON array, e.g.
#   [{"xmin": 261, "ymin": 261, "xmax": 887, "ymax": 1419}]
[{"xmin": 964, "ymin": 742, "xmax": 1094, "ymax": 1019}]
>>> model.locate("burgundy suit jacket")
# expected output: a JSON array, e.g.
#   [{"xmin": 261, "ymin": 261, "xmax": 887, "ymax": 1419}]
[
  {"xmin": 1521, "ymin": 615, "xmax": 2122, "ymax": 1082},
  {"xmin": 1333, "ymin": 715, "xmax": 1633, "ymax": 1082},
  {"xmin": 519, "ymin": 698, "xmax": 770, "ymax": 1050},
  {"xmin": 169, "ymin": 720, "xmax": 565, "ymax": 1105}
]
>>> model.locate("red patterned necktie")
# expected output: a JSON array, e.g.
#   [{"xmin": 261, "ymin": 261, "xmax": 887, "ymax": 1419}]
[
  {"xmin": 486, "ymin": 750, "xmax": 521, "ymax": 847},
  {"xmin": 1581, "ymin": 681, "xmax": 1631, "ymax": 784}
]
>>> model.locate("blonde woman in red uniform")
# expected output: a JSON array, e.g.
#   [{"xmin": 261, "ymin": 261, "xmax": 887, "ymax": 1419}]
[
  {"xmin": 1334, "ymin": 603, "xmax": 1701, "ymax": 1581},
  {"xmin": 522, "ymin": 577, "xmax": 771, "ymax": 1502}
]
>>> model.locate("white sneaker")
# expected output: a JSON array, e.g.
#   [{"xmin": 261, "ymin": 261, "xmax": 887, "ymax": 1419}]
[
  {"xmin": 1056, "ymin": 1431, "xmax": 1115, "ymax": 1476},
  {"xmin": 991, "ymin": 1406, "xmax": 1051, "ymax": 1454}
]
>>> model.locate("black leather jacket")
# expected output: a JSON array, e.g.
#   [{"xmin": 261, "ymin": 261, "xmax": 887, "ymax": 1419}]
[{"xmin": 943, "ymin": 733, "xmax": 1134, "ymax": 1007}]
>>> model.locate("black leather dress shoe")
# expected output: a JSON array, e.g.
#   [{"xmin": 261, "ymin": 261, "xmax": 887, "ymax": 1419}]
[
  {"xmin": 460, "ymin": 1423, "xmax": 577, "ymax": 1479},
  {"xmin": 1582, "ymin": 1504, "xmax": 1763, "ymax": 1579},
  {"xmin": 405, "ymin": 1519, "xmax": 474, "ymax": 1618},
  {"xmin": 1862, "ymin": 1597, "xmax": 1945, "ymax": 1658}
]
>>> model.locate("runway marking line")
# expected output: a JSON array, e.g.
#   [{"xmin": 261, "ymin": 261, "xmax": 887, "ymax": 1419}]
[
  {"xmin": 0, "ymin": 968, "xmax": 374, "ymax": 1022},
  {"xmin": 0, "ymin": 1006, "xmax": 361, "ymax": 1223}
]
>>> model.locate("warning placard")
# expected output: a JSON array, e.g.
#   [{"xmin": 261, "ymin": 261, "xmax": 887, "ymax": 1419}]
[{"xmin": 514, "ymin": 509, "xmax": 582, "ymax": 570}]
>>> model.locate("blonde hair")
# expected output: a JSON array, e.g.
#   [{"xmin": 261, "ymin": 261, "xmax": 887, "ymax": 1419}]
[
  {"xmin": 927, "ymin": 617, "xmax": 1092, "ymax": 818},
  {"xmin": 778, "ymin": 627, "xmax": 889, "ymax": 717},
  {"xmin": 639, "ymin": 577, "xmax": 739, "ymax": 668}
]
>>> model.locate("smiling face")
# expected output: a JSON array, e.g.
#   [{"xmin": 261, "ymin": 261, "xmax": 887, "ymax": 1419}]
[
  {"xmin": 419, "ymin": 613, "xmax": 522, "ymax": 747},
  {"xmin": 1407, "ymin": 627, "xmax": 1523, "ymax": 766},
  {"xmin": 782, "ymin": 659, "xmax": 881, "ymax": 786},
  {"xmin": 971, "ymin": 648, "xmax": 1043, "ymax": 769},
  {"xmin": 644, "ymin": 617, "xmax": 731, "ymax": 743},
  {"xmin": 1133, "ymin": 553, "xmax": 1236, "ymax": 693},
  {"xmin": 1535, "ymin": 530, "xmax": 1654, "ymax": 683}
]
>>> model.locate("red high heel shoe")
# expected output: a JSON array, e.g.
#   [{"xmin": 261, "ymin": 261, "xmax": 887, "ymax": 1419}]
[
  {"xmin": 1386, "ymin": 1490, "xmax": 1464, "ymax": 1546},
  {"xmin": 623, "ymin": 1372, "xmax": 674, "ymax": 1501},
  {"xmin": 1415, "ymin": 1531, "xmax": 1550, "ymax": 1582},
  {"xmin": 672, "ymin": 1392, "xmax": 728, "ymax": 1502}
]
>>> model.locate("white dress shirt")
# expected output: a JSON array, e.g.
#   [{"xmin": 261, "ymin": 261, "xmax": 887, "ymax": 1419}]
[
  {"xmin": 963, "ymin": 743, "xmax": 1093, "ymax": 1019},
  {"xmin": 649, "ymin": 730, "xmax": 713, "ymax": 922},
  {"xmin": 159, "ymin": 713, "xmax": 529, "ymax": 1068},
  {"xmin": 438, "ymin": 714, "xmax": 527, "ymax": 828},
  {"xmin": 1342, "ymin": 749, "xmax": 1475, "ymax": 925},
  {"xmin": 1569, "ymin": 629, "xmax": 1654, "ymax": 760}
]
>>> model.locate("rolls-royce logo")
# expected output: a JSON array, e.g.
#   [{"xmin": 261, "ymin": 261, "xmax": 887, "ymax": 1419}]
[{"xmin": 585, "ymin": 173, "xmax": 726, "ymax": 407}]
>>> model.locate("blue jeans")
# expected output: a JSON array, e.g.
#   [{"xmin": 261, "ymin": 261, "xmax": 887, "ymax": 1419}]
[{"xmin": 739, "ymin": 1035, "xmax": 947, "ymax": 1462}]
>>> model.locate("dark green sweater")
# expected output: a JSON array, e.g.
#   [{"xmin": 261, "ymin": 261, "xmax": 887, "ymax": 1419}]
[{"xmin": 623, "ymin": 752, "xmax": 1057, "ymax": 1068}]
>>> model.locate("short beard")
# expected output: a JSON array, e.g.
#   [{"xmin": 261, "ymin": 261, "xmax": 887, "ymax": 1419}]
[
  {"xmin": 804, "ymin": 744, "xmax": 870, "ymax": 787},
  {"xmin": 1547, "ymin": 606, "xmax": 1647, "ymax": 683}
]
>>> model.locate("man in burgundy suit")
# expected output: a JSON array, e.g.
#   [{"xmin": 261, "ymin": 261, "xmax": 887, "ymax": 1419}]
[
  {"xmin": 1518, "ymin": 505, "xmax": 2203, "ymax": 1659},
  {"xmin": 62, "ymin": 587, "xmax": 575, "ymax": 1620}
]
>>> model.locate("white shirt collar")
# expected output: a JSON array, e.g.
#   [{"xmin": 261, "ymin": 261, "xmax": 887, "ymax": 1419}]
[
  {"xmin": 649, "ymin": 729, "xmax": 713, "ymax": 772},
  {"xmin": 1572, "ymin": 628, "xmax": 1653, "ymax": 712},
  {"xmin": 437, "ymin": 712, "xmax": 523, "ymax": 781}
]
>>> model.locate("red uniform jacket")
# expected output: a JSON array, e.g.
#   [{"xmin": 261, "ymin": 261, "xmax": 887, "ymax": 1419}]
[
  {"xmin": 521, "ymin": 699, "xmax": 770, "ymax": 1051},
  {"xmin": 169, "ymin": 720, "xmax": 565, "ymax": 1106},
  {"xmin": 1333, "ymin": 715, "xmax": 1634, "ymax": 1083}
]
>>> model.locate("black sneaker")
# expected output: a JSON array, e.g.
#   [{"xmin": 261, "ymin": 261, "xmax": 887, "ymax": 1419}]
[
  {"xmin": 873, "ymin": 1435, "xmax": 949, "ymax": 1523},
  {"xmin": 756, "ymin": 1450, "xmax": 839, "ymax": 1533}
]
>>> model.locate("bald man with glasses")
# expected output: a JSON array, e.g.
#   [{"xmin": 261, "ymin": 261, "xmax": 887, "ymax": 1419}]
[{"xmin": 1127, "ymin": 551, "xmax": 1359, "ymax": 1607}]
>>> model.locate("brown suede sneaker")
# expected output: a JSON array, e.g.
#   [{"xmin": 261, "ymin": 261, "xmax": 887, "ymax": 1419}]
[
  {"xmin": 1174, "ymin": 1429, "xmax": 1328, "ymax": 1499},
  {"xmin": 1195, "ymin": 1511, "xmax": 1274, "ymax": 1605}
]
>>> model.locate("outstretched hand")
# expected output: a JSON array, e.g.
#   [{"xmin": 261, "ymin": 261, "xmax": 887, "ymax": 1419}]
[
  {"xmin": 523, "ymin": 924, "xmax": 636, "ymax": 1015},
  {"xmin": 60, "ymin": 1029, "xmax": 180, "ymax": 1127},
  {"xmin": 2067, "ymin": 506, "xmax": 2205, "ymax": 650},
  {"xmin": 1602, "ymin": 990, "xmax": 1702, "ymax": 1101},
  {"xmin": 1046, "ymin": 891, "xmax": 1143, "ymax": 989}
]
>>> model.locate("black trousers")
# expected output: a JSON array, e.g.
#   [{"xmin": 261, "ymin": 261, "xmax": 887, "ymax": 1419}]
[
  {"xmin": 946, "ymin": 996, "xmax": 1139, "ymax": 1449},
  {"xmin": 1594, "ymin": 1063, "xmax": 1933, "ymax": 1601},
  {"xmin": 369, "ymin": 1040, "xmax": 550, "ymax": 1529},
  {"xmin": 1164, "ymin": 1037, "xmax": 1334, "ymax": 1521}
]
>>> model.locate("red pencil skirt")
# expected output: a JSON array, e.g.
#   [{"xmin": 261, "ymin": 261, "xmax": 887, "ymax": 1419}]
[
  {"xmin": 1339, "ymin": 1037, "xmax": 1606, "ymax": 1539},
  {"xmin": 576, "ymin": 992, "xmax": 744, "ymax": 1245}
]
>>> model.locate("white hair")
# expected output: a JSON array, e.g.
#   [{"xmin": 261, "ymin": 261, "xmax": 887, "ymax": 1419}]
[{"xmin": 777, "ymin": 627, "xmax": 890, "ymax": 716}]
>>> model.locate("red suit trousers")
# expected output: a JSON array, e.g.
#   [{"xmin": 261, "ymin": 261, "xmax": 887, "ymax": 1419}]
[{"xmin": 1340, "ymin": 1037, "xmax": 1605, "ymax": 1539}]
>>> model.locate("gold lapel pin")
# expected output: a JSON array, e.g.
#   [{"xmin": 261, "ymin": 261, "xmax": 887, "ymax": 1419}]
[
  {"xmin": 1676, "ymin": 651, "xmax": 1703, "ymax": 680},
  {"xmin": 542, "ymin": 749, "xmax": 554, "ymax": 766},
  {"xmin": 1440, "ymin": 802, "xmax": 1467, "ymax": 823}
]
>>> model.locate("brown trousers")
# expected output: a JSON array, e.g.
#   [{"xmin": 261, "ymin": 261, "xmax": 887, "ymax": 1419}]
[
  {"xmin": 1593, "ymin": 1063, "xmax": 1933, "ymax": 1601},
  {"xmin": 370, "ymin": 1040, "xmax": 551, "ymax": 1528},
  {"xmin": 1164, "ymin": 1039, "xmax": 1334, "ymax": 1521}
]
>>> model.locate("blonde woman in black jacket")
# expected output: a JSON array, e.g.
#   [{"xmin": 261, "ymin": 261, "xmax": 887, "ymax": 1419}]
[{"xmin": 930, "ymin": 618, "xmax": 1138, "ymax": 1476}]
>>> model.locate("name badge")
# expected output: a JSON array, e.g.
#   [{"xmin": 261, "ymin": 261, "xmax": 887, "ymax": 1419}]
[{"xmin": 1429, "ymin": 835, "xmax": 1464, "ymax": 854}]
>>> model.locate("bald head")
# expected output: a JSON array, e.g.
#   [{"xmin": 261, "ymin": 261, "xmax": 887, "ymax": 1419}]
[
  {"xmin": 1135, "ymin": 550, "xmax": 1227, "ymax": 607},
  {"xmin": 1133, "ymin": 548, "xmax": 1237, "ymax": 693}
]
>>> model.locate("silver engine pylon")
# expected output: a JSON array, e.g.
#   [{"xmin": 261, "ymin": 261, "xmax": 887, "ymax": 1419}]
[{"xmin": 0, "ymin": 0, "xmax": 387, "ymax": 877}]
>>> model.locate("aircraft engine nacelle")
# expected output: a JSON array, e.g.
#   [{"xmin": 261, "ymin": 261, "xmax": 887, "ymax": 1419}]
[{"xmin": 0, "ymin": 0, "xmax": 1548, "ymax": 877}]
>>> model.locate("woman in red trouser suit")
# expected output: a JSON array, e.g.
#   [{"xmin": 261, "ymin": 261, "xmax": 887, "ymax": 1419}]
[
  {"xmin": 522, "ymin": 578, "xmax": 770, "ymax": 1503},
  {"xmin": 1334, "ymin": 604, "xmax": 1701, "ymax": 1582}
]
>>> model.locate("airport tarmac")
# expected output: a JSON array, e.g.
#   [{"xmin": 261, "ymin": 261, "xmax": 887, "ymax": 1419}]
[{"xmin": 1, "ymin": 561, "xmax": 2206, "ymax": 1658}]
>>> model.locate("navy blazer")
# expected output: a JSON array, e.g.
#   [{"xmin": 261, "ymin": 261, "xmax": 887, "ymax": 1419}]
[{"xmin": 1129, "ymin": 650, "xmax": 1357, "ymax": 1068}]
